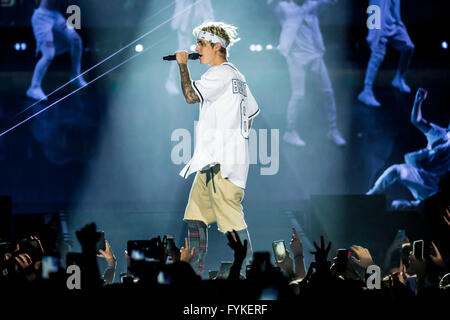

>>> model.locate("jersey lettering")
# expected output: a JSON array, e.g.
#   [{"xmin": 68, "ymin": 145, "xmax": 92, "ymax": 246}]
[
  {"xmin": 240, "ymin": 98, "xmax": 249, "ymax": 138},
  {"xmin": 232, "ymin": 79, "xmax": 247, "ymax": 97}
]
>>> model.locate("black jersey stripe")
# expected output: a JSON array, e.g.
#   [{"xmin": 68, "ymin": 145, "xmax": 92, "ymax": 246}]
[
  {"xmin": 192, "ymin": 81, "xmax": 204, "ymax": 103},
  {"xmin": 249, "ymin": 108, "xmax": 260, "ymax": 119},
  {"xmin": 222, "ymin": 63, "xmax": 239, "ymax": 72}
]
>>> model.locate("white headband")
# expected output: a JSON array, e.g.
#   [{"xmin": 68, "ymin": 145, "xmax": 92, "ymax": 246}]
[{"xmin": 197, "ymin": 30, "xmax": 229, "ymax": 48}]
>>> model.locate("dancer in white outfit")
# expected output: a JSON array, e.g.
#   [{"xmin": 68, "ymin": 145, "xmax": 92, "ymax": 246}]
[
  {"xmin": 367, "ymin": 88, "xmax": 450, "ymax": 210},
  {"xmin": 27, "ymin": 0, "xmax": 87, "ymax": 101},
  {"xmin": 358, "ymin": 0, "xmax": 414, "ymax": 107},
  {"xmin": 165, "ymin": 0, "xmax": 215, "ymax": 95},
  {"xmin": 270, "ymin": 0, "xmax": 346, "ymax": 147}
]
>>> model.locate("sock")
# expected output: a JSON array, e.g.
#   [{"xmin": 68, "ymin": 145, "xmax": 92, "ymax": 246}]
[{"xmin": 186, "ymin": 220, "xmax": 208, "ymax": 276}]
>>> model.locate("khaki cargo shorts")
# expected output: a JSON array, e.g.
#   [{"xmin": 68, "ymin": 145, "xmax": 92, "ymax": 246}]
[{"xmin": 183, "ymin": 165, "xmax": 247, "ymax": 233}]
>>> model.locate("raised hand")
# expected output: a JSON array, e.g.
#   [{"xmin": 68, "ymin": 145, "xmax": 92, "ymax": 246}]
[
  {"xmin": 350, "ymin": 245, "xmax": 374, "ymax": 269},
  {"xmin": 226, "ymin": 230, "xmax": 248, "ymax": 263},
  {"xmin": 415, "ymin": 88, "xmax": 428, "ymax": 102},
  {"xmin": 180, "ymin": 237, "xmax": 195, "ymax": 263},
  {"xmin": 444, "ymin": 206, "xmax": 450, "ymax": 227},
  {"xmin": 310, "ymin": 236, "xmax": 331, "ymax": 264},
  {"xmin": 276, "ymin": 252, "xmax": 294, "ymax": 278},
  {"xmin": 30, "ymin": 236, "xmax": 45, "ymax": 254},
  {"xmin": 290, "ymin": 227, "xmax": 303, "ymax": 258},
  {"xmin": 429, "ymin": 242, "xmax": 446, "ymax": 270},
  {"xmin": 14, "ymin": 253, "xmax": 33, "ymax": 270},
  {"xmin": 97, "ymin": 240, "xmax": 116, "ymax": 267}
]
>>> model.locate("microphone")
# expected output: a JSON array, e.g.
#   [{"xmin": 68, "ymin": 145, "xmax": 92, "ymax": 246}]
[{"xmin": 163, "ymin": 52, "xmax": 200, "ymax": 61}]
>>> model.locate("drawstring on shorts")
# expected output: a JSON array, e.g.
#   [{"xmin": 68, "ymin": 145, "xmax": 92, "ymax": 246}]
[
  {"xmin": 210, "ymin": 167, "xmax": 216, "ymax": 193},
  {"xmin": 204, "ymin": 164, "xmax": 219, "ymax": 193}
]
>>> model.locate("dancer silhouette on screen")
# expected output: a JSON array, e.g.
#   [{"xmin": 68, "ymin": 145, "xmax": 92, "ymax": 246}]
[
  {"xmin": 27, "ymin": 0, "xmax": 87, "ymax": 101},
  {"xmin": 358, "ymin": 0, "xmax": 414, "ymax": 107},
  {"xmin": 367, "ymin": 88, "xmax": 450, "ymax": 210},
  {"xmin": 270, "ymin": 0, "xmax": 346, "ymax": 147}
]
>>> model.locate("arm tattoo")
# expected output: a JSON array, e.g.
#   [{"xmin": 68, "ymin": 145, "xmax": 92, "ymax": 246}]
[{"xmin": 179, "ymin": 64, "xmax": 200, "ymax": 104}]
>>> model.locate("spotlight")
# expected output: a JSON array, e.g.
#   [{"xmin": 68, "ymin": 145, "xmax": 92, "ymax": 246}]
[
  {"xmin": 190, "ymin": 44, "xmax": 196, "ymax": 51},
  {"xmin": 135, "ymin": 44, "xmax": 144, "ymax": 52},
  {"xmin": 266, "ymin": 44, "xmax": 273, "ymax": 50},
  {"xmin": 249, "ymin": 44, "xmax": 256, "ymax": 52},
  {"xmin": 14, "ymin": 43, "xmax": 21, "ymax": 51},
  {"xmin": 255, "ymin": 44, "xmax": 263, "ymax": 52},
  {"xmin": 442, "ymin": 41, "xmax": 448, "ymax": 50},
  {"xmin": 21, "ymin": 42, "xmax": 27, "ymax": 51}
]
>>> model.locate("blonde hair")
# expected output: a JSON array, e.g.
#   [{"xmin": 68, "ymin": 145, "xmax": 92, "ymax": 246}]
[{"xmin": 193, "ymin": 21, "xmax": 240, "ymax": 57}]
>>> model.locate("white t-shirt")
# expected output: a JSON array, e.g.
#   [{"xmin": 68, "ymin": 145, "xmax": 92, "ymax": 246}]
[{"xmin": 179, "ymin": 62, "xmax": 260, "ymax": 189}]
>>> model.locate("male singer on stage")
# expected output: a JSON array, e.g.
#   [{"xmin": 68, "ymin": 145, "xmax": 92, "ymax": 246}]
[
  {"xmin": 27, "ymin": 0, "xmax": 86, "ymax": 101},
  {"xmin": 174, "ymin": 22, "xmax": 260, "ymax": 277}
]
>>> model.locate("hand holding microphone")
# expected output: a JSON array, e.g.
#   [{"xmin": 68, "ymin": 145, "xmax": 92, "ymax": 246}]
[{"xmin": 176, "ymin": 51, "xmax": 189, "ymax": 65}]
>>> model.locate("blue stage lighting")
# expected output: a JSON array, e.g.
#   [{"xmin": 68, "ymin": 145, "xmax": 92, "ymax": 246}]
[
  {"xmin": 135, "ymin": 44, "xmax": 144, "ymax": 52},
  {"xmin": 249, "ymin": 44, "xmax": 256, "ymax": 52},
  {"xmin": 14, "ymin": 43, "xmax": 21, "ymax": 51},
  {"xmin": 21, "ymin": 42, "xmax": 27, "ymax": 50},
  {"xmin": 442, "ymin": 41, "xmax": 448, "ymax": 50}
]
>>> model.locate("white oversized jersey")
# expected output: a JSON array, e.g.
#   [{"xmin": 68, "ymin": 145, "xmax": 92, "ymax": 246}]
[{"xmin": 179, "ymin": 62, "xmax": 260, "ymax": 189}]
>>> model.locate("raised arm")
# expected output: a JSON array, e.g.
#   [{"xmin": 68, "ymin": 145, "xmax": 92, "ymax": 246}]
[
  {"xmin": 290, "ymin": 228, "xmax": 306, "ymax": 280},
  {"xmin": 176, "ymin": 51, "xmax": 200, "ymax": 104},
  {"xmin": 411, "ymin": 88, "xmax": 431, "ymax": 134}
]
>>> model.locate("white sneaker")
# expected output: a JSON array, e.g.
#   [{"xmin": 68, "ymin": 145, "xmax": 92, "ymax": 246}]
[
  {"xmin": 328, "ymin": 128, "xmax": 346, "ymax": 147},
  {"xmin": 392, "ymin": 77, "xmax": 411, "ymax": 93},
  {"xmin": 358, "ymin": 89, "xmax": 381, "ymax": 107},
  {"xmin": 71, "ymin": 75, "xmax": 88, "ymax": 88},
  {"xmin": 26, "ymin": 87, "xmax": 47, "ymax": 101},
  {"xmin": 283, "ymin": 130, "xmax": 306, "ymax": 147},
  {"xmin": 165, "ymin": 80, "xmax": 180, "ymax": 95}
]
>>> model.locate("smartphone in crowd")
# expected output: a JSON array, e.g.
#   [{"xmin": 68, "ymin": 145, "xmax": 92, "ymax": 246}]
[
  {"xmin": 42, "ymin": 256, "xmax": 60, "ymax": 279},
  {"xmin": 272, "ymin": 240, "xmax": 287, "ymax": 264},
  {"xmin": 127, "ymin": 240, "xmax": 158, "ymax": 263},
  {"xmin": 336, "ymin": 249, "xmax": 349, "ymax": 273},
  {"xmin": 413, "ymin": 240, "xmax": 424, "ymax": 261},
  {"xmin": 164, "ymin": 235, "xmax": 176, "ymax": 263},
  {"xmin": 216, "ymin": 261, "xmax": 233, "ymax": 279},
  {"xmin": 95, "ymin": 231, "xmax": 106, "ymax": 252},
  {"xmin": 165, "ymin": 235, "xmax": 175, "ymax": 252}
]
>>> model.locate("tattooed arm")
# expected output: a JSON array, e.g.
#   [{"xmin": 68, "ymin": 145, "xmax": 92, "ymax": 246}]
[
  {"xmin": 176, "ymin": 51, "xmax": 200, "ymax": 104},
  {"xmin": 179, "ymin": 64, "xmax": 200, "ymax": 104}
]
